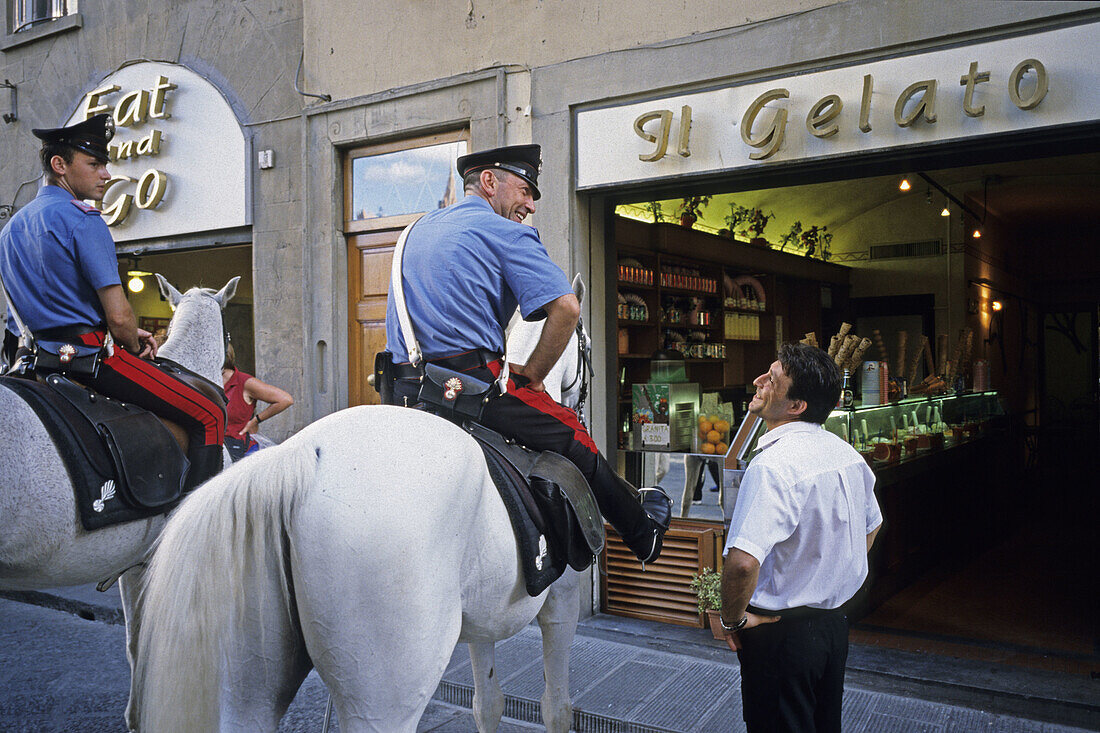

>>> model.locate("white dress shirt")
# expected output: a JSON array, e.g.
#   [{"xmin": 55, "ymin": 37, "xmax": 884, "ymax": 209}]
[{"xmin": 723, "ymin": 421, "xmax": 883, "ymax": 611}]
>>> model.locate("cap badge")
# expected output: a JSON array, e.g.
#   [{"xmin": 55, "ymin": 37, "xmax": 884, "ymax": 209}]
[
  {"xmin": 58, "ymin": 344, "xmax": 77, "ymax": 364},
  {"xmin": 443, "ymin": 377, "xmax": 464, "ymax": 402},
  {"xmin": 103, "ymin": 116, "xmax": 115, "ymax": 142}
]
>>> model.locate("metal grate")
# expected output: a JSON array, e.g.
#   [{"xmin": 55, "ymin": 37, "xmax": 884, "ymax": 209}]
[{"xmin": 869, "ymin": 239, "xmax": 944, "ymax": 260}]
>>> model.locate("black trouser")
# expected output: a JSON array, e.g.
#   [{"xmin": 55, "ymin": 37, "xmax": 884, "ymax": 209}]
[
  {"xmin": 393, "ymin": 360, "xmax": 657, "ymax": 552},
  {"xmin": 736, "ymin": 608, "xmax": 849, "ymax": 733}
]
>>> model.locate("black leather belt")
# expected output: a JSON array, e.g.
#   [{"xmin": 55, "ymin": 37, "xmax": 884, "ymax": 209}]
[
  {"xmin": 35, "ymin": 324, "xmax": 104, "ymax": 341},
  {"xmin": 393, "ymin": 348, "xmax": 502, "ymax": 379},
  {"xmin": 747, "ymin": 604, "xmax": 842, "ymax": 621}
]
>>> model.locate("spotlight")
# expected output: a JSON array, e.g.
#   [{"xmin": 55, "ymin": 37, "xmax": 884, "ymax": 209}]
[
  {"xmin": 940, "ymin": 206, "xmax": 950, "ymax": 217},
  {"xmin": 991, "ymin": 300, "xmax": 1003, "ymax": 312},
  {"xmin": 899, "ymin": 179, "xmax": 911, "ymax": 192},
  {"xmin": 972, "ymin": 229, "xmax": 981, "ymax": 239}
]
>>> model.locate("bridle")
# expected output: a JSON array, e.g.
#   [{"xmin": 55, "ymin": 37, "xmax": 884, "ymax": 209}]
[{"xmin": 562, "ymin": 317, "xmax": 594, "ymax": 427}]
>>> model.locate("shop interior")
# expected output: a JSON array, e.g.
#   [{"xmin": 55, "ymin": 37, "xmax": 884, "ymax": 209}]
[
  {"xmin": 605, "ymin": 148, "xmax": 1099, "ymax": 674},
  {"xmin": 117, "ymin": 244, "xmax": 255, "ymax": 374}
]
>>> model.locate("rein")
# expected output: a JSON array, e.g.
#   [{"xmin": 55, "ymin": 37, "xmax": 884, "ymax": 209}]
[{"xmin": 562, "ymin": 318, "xmax": 594, "ymax": 427}]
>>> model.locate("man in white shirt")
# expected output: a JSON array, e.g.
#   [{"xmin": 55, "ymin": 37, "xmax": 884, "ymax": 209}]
[{"xmin": 720, "ymin": 343, "xmax": 882, "ymax": 733}]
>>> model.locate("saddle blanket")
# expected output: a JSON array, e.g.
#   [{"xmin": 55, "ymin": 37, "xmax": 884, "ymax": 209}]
[
  {"xmin": 0, "ymin": 375, "xmax": 188, "ymax": 531},
  {"xmin": 467, "ymin": 422, "xmax": 604, "ymax": 597}
]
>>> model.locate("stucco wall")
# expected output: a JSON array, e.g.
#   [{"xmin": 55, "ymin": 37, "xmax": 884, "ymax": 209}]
[
  {"xmin": 0, "ymin": 0, "xmax": 308, "ymax": 441},
  {"xmin": 302, "ymin": 1, "xmax": 843, "ymax": 101}
]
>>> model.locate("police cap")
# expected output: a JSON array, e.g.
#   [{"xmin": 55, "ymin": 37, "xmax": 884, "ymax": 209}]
[
  {"xmin": 33, "ymin": 113, "xmax": 115, "ymax": 163},
  {"xmin": 457, "ymin": 144, "xmax": 542, "ymax": 200}
]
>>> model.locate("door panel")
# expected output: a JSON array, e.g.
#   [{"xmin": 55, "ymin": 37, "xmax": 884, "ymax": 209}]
[{"xmin": 348, "ymin": 230, "xmax": 398, "ymax": 407}]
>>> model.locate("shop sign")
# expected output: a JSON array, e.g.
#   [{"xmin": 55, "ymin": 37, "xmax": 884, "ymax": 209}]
[
  {"xmin": 576, "ymin": 23, "xmax": 1099, "ymax": 189},
  {"xmin": 65, "ymin": 61, "xmax": 249, "ymax": 242}
]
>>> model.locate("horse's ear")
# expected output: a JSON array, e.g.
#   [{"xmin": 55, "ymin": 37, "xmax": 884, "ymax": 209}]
[
  {"xmin": 571, "ymin": 273, "xmax": 586, "ymax": 305},
  {"xmin": 214, "ymin": 277, "xmax": 240, "ymax": 308},
  {"xmin": 155, "ymin": 274, "xmax": 183, "ymax": 307}
]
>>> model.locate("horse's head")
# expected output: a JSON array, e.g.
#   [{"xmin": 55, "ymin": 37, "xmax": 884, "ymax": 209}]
[{"xmin": 154, "ymin": 274, "xmax": 240, "ymax": 384}]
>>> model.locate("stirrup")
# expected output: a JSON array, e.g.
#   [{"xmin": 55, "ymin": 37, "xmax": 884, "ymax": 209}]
[{"xmin": 638, "ymin": 486, "xmax": 672, "ymax": 531}]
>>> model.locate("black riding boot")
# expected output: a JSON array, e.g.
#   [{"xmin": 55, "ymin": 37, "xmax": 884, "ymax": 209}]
[
  {"xmin": 591, "ymin": 458, "xmax": 672, "ymax": 563},
  {"xmin": 184, "ymin": 443, "xmax": 225, "ymax": 491}
]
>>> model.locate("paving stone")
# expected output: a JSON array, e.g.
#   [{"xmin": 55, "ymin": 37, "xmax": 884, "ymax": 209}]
[{"xmin": 574, "ymin": 660, "xmax": 681, "ymax": 720}]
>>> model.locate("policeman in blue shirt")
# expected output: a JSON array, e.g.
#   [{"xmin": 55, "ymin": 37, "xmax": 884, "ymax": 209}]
[
  {"xmin": 0, "ymin": 114, "xmax": 226, "ymax": 490},
  {"xmin": 385, "ymin": 144, "xmax": 672, "ymax": 563}
]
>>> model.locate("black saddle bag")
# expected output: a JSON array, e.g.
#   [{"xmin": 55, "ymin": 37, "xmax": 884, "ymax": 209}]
[
  {"xmin": 418, "ymin": 363, "xmax": 497, "ymax": 421},
  {"xmin": 32, "ymin": 340, "xmax": 103, "ymax": 378}
]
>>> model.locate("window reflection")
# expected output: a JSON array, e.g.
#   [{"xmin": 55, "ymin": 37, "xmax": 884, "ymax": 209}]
[{"xmin": 351, "ymin": 140, "xmax": 467, "ymax": 221}]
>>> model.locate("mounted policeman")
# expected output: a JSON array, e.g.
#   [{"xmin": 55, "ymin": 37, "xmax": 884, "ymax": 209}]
[
  {"xmin": 0, "ymin": 113, "xmax": 225, "ymax": 491},
  {"xmin": 379, "ymin": 143, "xmax": 673, "ymax": 564}
]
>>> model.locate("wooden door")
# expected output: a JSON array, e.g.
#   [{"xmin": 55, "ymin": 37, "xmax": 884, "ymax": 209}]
[{"xmin": 347, "ymin": 230, "xmax": 399, "ymax": 406}]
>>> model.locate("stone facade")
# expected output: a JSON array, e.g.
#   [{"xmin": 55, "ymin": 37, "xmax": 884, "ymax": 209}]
[{"xmin": 1, "ymin": 0, "xmax": 307, "ymax": 440}]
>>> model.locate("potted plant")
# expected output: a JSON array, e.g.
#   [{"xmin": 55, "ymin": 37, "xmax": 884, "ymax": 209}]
[
  {"xmin": 723, "ymin": 203, "xmax": 752, "ymax": 239},
  {"xmin": 779, "ymin": 221, "xmax": 802, "ymax": 252},
  {"xmin": 689, "ymin": 567, "xmax": 726, "ymax": 639},
  {"xmin": 746, "ymin": 207, "xmax": 775, "ymax": 245},
  {"xmin": 644, "ymin": 201, "xmax": 666, "ymax": 223},
  {"xmin": 800, "ymin": 225, "xmax": 833, "ymax": 260},
  {"xmin": 676, "ymin": 195, "xmax": 711, "ymax": 228}
]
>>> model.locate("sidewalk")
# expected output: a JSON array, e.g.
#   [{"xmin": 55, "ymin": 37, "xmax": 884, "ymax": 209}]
[{"xmin": 4, "ymin": 585, "xmax": 1096, "ymax": 732}]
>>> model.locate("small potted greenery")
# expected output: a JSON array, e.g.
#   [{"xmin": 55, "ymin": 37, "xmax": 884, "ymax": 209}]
[
  {"xmin": 779, "ymin": 221, "xmax": 802, "ymax": 252},
  {"xmin": 724, "ymin": 204, "xmax": 774, "ymax": 245},
  {"xmin": 689, "ymin": 567, "xmax": 725, "ymax": 639},
  {"xmin": 645, "ymin": 201, "xmax": 666, "ymax": 223},
  {"xmin": 801, "ymin": 225, "xmax": 833, "ymax": 260},
  {"xmin": 676, "ymin": 195, "xmax": 711, "ymax": 228}
]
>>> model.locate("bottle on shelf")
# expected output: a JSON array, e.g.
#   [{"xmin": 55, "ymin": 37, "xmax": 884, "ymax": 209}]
[{"xmin": 839, "ymin": 368, "xmax": 854, "ymax": 409}]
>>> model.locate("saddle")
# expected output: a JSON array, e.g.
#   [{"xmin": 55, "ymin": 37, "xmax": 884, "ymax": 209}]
[
  {"xmin": 0, "ymin": 368, "xmax": 198, "ymax": 531},
  {"xmin": 464, "ymin": 421, "xmax": 605, "ymax": 597}
]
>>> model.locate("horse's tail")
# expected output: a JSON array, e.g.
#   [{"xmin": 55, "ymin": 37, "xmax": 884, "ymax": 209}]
[{"xmin": 134, "ymin": 438, "xmax": 317, "ymax": 733}]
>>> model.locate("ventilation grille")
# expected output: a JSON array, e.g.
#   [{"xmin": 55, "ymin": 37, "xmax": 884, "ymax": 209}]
[
  {"xmin": 601, "ymin": 523, "xmax": 721, "ymax": 627},
  {"xmin": 869, "ymin": 239, "xmax": 944, "ymax": 260}
]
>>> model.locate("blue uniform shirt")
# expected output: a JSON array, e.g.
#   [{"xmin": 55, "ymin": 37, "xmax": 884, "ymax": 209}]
[
  {"xmin": 0, "ymin": 185, "xmax": 120, "ymax": 335},
  {"xmin": 386, "ymin": 195, "xmax": 573, "ymax": 361}
]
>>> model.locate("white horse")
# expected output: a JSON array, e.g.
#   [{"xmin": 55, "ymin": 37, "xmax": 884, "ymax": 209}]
[
  {"xmin": 134, "ymin": 277, "xmax": 593, "ymax": 732},
  {"xmin": 0, "ymin": 274, "xmax": 237, "ymax": 728}
]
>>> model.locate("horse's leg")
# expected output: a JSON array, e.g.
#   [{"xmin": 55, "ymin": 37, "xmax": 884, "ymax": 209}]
[
  {"xmin": 469, "ymin": 641, "xmax": 506, "ymax": 732},
  {"xmin": 118, "ymin": 566, "xmax": 147, "ymax": 732},
  {"xmin": 219, "ymin": 567, "xmax": 313, "ymax": 732},
  {"xmin": 537, "ymin": 570, "xmax": 579, "ymax": 733}
]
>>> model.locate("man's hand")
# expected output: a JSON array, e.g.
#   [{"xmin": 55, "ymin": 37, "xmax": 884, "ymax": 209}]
[
  {"xmin": 722, "ymin": 611, "xmax": 781, "ymax": 652},
  {"xmin": 508, "ymin": 362, "xmax": 545, "ymax": 392},
  {"xmin": 136, "ymin": 328, "xmax": 158, "ymax": 359}
]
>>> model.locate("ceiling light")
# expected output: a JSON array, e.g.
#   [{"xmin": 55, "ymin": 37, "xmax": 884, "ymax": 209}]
[
  {"xmin": 940, "ymin": 206, "xmax": 950, "ymax": 217},
  {"xmin": 972, "ymin": 229, "xmax": 982, "ymax": 239},
  {"xmin": 899, "ymin": 178, "xmax": 911, "ymax": 191},
  {"xmin": 128, "ymin": 276, "xmax": 145, "ymax": 293},
  {"xmin": 991, "ymin": 300, "xmax": 1003, "ymax": 311}
]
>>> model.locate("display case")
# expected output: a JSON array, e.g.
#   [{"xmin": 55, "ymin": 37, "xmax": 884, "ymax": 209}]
[{"xmin": 734, "ymin": 391, "xmax": 1005, "ymax": 468}]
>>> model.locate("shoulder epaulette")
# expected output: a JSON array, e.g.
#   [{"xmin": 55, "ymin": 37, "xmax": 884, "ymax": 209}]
[{"xmin": 70, "ymin": 199, "xmax": 102, "ymax": 215}]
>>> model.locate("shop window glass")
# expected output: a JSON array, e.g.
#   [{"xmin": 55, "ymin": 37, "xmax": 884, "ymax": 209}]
[
  {"xmin": 10, "ymin": 0, "xmax": 76, "ymax": 33},
  {"xmin": 349, "ymin": 140, "xmax": 467, "ymax": 222}
]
